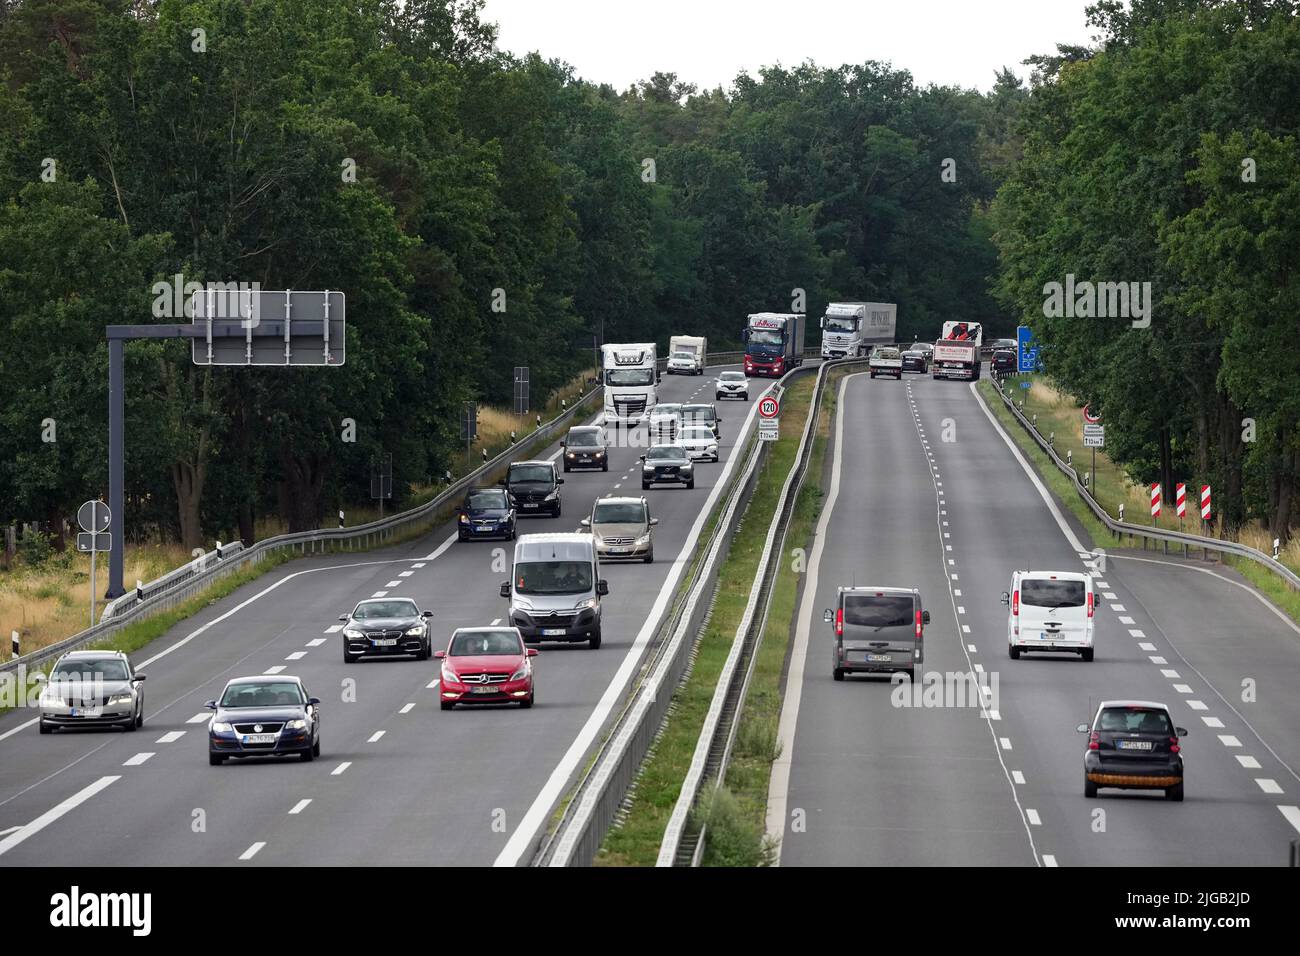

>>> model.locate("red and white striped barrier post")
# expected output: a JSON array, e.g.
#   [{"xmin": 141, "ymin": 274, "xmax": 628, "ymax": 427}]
[
  {"xmin": 1175, "ymin": 482, "xmax": 1186, "ymax": 533},
  {"xmin": 1150, "ymin": 483, "xmax": 1161, "ymax": 522},
  {"xmin": 1201, "ymin": 484, "xmax": 1211, "ymax": 535}
]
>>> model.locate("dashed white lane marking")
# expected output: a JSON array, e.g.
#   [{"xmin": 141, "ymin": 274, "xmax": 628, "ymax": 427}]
[
  {"xmin": 1256, "ymin": 779, "xmax": 1283, "ymax": 794},
  {"xmin": 1042, "ymin": 855, "xmax": 1058, "ymax": 867},
  {"xmin": 324, "ymin": 624, "xmax": 343, "ymax": 633},
  {"xmin": 289, "ymin": 799, "xmax": 312, "ymax": 815},
  {"xmin": 1000, "ymin": 737, "xmax": 1012, "ymax": 750},
  {"xmin": 1103, "ymin": 592, "xmax": 1117, "ymax": 600},
  {"xmin": 1118, "ymin": 616, "xmax": 1135, "ymax": 625},
  {"xmin": 1279, "ymin": 806, "xmax": 1300, "ymax": 835},
  {"xmin": 385, "ymin": 580, "xmax": 401, "ymax": 588},
  {"xmin": 961, "ymin": 625, "xmax": 971, "ymax": 634},
  {"xmin": 400, "ymin": 703, "xmax": 415, "ymax": 715},
  {"xmin": 1139, "ymin": 642, "xmax": 1157, "ymax": 651},
  {"xmin": 285, "ymin": 652, "xmax": 306, "ymax": 661},
  {"xmin": 1187, "ymin": 700, "xmax": 1208, "ymax": 711},
  {"xmin": 957, "ymin": 606, "xmax": 965, "ymax": 614},
  {"xmin": 1219, "ymin": 735, "xmax": 1242, "ymax": 747},
  {"xmin": 306, "ymin": 638, "xmax": 326, "ymax": 647},
  {"xmin": 1160, "ymin": 669, "xmax": 1180, "ymax": 678},
  {"xmin": 187, "ymin": 712, "xmax": 211, "ymax": 724},
  {"xmin": 399, "ymin": 571, "xmax": 413, "ymax": 577},
  {"xmin": 953, "ymin": 588, "xmax": 961, "ymax": 596},
  {"xmin": 951, "ymin": 574, "xmax": 958, "ymax": 580},
  {"xmin": 371, "ymin": 591, "xmax": 388, "ymax": 598},
  {"xmin": 1026, "ymin": 809, "xmax": 1041, "ymax": 826},
  {"xmin": 239, "ymin": 842, "xmax": 266, "ymax": 861},
  {"xmin": 368, "ymin": 731, "xmax": 386, "ymax": 743},
  {"xmin": 331, "ymin": 762, "xmax": 351, "ymax": 776},
  {"xmin": 412, "ymin": 562, "xmax": 426, "ymax": 568},
  {"xmin": 1111, "ymin": 604, "xmax": 1126, "ymax": 612},
  {"xmin": 264, "ymin": 666, "xmax": 286, "ymax": 675},
  {"xmin": 123, "ymin": 753, "xmax": 154, "ymax": 766},
  {"xmin": 0, "ymin": 776, "xmax": 120, "ymax": 858},
  {"xmin": 155, "ymin": 731, "xmax": 185, "ymax": 744},
  {"xmin": 1129, "ymin": 629, "xmax": 1146, "ymax": 638},
  {"xmin": 973, "ymin": 663, "xmax": 984, "ymax": 674},
  {"xmin": 1203, "ymin": 716, "xmax": 1225, "ymax": 728},
  {"xmin": 968, "ymin": 644, "xmax": 978, "ymax": 653},
  {"xmin": 1150, "ymin": 656, "xmax": 1167, "ymax": 664},
  {"xmin": 985, "ymin": 710, "xmax": 1002, "ymax": 721},
  {"xmin": 1237, "ymin": 756, "xmax": 1261, "ymax": 769},
  {"xmin": 1011, "ymin": 771, "xmax": 1025, "ymax": 785},
  {"xmin": 426, "ymin": 679, "xmax": 440, "ymax": 689},
  {"xmin": 1173, "ymin": 684, "xmax": 1192, "ymax": 694},
  {"xmin": 491, "ymin": 618, "xmax": 502, "ymax": 625},
  {"xmin": 1095, "ymin": 581, "xmax": 1109, "ymax": 588}
]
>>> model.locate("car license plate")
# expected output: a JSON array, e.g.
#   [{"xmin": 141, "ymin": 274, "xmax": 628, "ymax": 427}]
[
  {"xmin": 611, "ymin": 547, "xmax": 631, "ymax": 554},
  {"xmin": 373, "ymin": 638, "xmax": 397, "ymax": 646},
  {"xmin": 867, "ymin": 654, "xmax": 892, "ymax": 662},
  {"xmin": 541, "ymin": 628, "xmax": 566, "ymax": 636},
  {"xmin": 471, "ymin": 687, "xmax": 498, "ymax": 695},
  {"xmin": 243, "ymin": 734, "xmax": 276, "ymax": 745},
  {"xmin": 523, "ymin": 503, "xmax": 538, "ymax": 509},
  {"xmin": 474, "ymin": 526, "xmax": 492, "ymax": 532},
  {"xmin": 1118, "ymin": 739, "xmax": 1153, "ymax": 751},
  {"xmin": 1039, "ymin": 632, "xmax": 1060, "ymax": 640}
]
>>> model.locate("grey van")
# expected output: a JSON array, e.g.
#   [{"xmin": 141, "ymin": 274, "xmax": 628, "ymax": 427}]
[
  {"xmin": 824, "ymin": 586, "xmax": 929, "ymax": 680},
  {"xmin": 500, "ymin": 533, "xmax": 608, "ymax": 648}
]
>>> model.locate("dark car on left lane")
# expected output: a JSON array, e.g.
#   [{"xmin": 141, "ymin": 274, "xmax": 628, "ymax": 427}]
[
  {"xmin": 207, "ymin": 675, "xmax": 321, "ymax": 765},
  {"xmin": 991, "ymin": 348, "xmax": 1017, "ymax": 377},
  {"xmin": 340, "ymin": 597, "xmax": 435, "ymax": 663},
  {"xmin": 458, "ymin": 486, "xmax": 516, "ymax": 541}
]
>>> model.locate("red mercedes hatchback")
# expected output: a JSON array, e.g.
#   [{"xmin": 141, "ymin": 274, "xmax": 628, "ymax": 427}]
[{"xmin": 435, "ymin": 627, "xmax": 536, "ymax": 710}]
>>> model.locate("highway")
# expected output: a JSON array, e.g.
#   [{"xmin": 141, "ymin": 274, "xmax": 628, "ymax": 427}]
[
  {"xmin": 0, "ymin": 367, "xmax": 762, "ymax": 867},
  {"xmin": 768, "ymin": 370, "xmax": 1300, "ymax": 866}
]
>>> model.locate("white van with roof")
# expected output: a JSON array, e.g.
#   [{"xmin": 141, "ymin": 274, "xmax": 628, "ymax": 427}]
[
  {"xmin": 500, "ymin": 533, "xmax": 608, "ymax": 648},
  {"xmin": 1002, "ymin": 569, "xmax": 1095, "ymax": 661}
]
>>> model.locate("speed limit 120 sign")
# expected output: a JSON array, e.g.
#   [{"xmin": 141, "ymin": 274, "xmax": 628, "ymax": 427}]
[{"xmin": 758, "ymin": 396, "xmax": 780, "ymax": 419}]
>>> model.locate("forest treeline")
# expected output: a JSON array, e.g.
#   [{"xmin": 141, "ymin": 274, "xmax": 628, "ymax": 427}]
[{"xmin": 0, "ymin": 0, "xmax": 1296, "ymax": 551}]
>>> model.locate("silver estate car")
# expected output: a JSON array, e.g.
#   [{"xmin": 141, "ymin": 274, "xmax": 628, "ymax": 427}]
[{"xmin": 38, "ymin": 650, "xmax": 147, "ymax": 733}]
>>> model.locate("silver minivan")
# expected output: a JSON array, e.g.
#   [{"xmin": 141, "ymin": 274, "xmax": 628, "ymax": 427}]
[
  {"xmin": 824, "ymin": 586, "xmax": 929, "ymax": 681},
  {"xmin": 500, "ymin": 533, "xmax": 608, "ymax": 648}
]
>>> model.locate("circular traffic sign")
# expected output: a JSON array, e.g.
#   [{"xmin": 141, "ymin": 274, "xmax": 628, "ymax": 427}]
[
  {"xmin": 1082, "ymin": 404, "xmax": 1101, "ymax": 424},
  {"xmin": 758, "ymin": 396, "xmax": 780, "ymax": 419},
  {"xmin": 77, "ymin": 499, "xmax": 111, "ymax": 533}
]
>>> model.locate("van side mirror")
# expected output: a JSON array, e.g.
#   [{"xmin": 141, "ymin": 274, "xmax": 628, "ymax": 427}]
[
  {"xmin": 433, "ymin": 650, "xmax": 446, "ymax": 659},
  {"xmin": 1076, "ymin": 723, "xmax": 1089, "ymax": 734},
  {"xmin": 500, "ymin": 582, "xmax": 510, "ymax": 598},
  {"xmin": 308, "ymin": 697, "xmax": 321, "ymax": 706},
  {"xmin": 526, "ymin": 648, "xmax": 539, "ymax": 658},
  {"xmin": 422, "ymin": 610, "xmax": 434, "ymax": 618},
  {"xmin": 921, "ymin": 611, "xmax": 930, "ymax": 624},
  {"xmin": 1000, "ymin": 592, "xmax": 1010, "ymax": 605},
  {"xmin": 1176, "ymin": 727, "xmax": 1188, "ymax": 737},
  {"xmin": 580, "ymin": 518, "xmax": 591, "ymax": 527},
  {"xmin": 134, "ymin": 674, "xmax": 147, "ymax": 682},
  {"xmin": 823, "ymin": 609, "xmax": 833, "ymax": 623},
  {"xmin": 557, "ymin": 478, "xmax": 565, "ymax": 484},
  {"xmin": 596, "ymin": 580, "xmax": 609, "ymax": 596},
  {"xmin": 205, "ymin": 700, "xmax": 218, "ymax": 710},
  {"xmin": 649, "ymin": 518, "xmax": 659, "ymax": 526}
]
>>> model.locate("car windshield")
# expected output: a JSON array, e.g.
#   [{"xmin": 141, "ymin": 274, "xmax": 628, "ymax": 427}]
[
  {"xmin": 646, "ymin": 446, "xmax": 683, "ymax": 460},
  {"xmin": 354, "ymin": 600, "xmax": 419, "ymax": 619},
  {"xmin": 450, "ymin": 630, "xmax": 523, "ymax": 656},
  {"xmin": 1097, "ymin": 707, "xmax": 1172, "ymax": 735},
  {"xmin": 52, "ymin": 658, "xmax": 128, "ymax": 681},
  {"xmin": 653, "ymin": 405, "xmax": 681, "ymax": 417},
  {"xmin": 467, "ymin": 489, "xmax": 508, "ymax": 509},
  {"xmin": 720, "ymin": 372, "xmax": 745, "ymax": 381},
  {"xmin": 823, "ymin": 316, "xmax": 858, "ymax": 332},
  {"xmin": 567, "ymin": 429, "xmax": 602, "ymax": 447},
  {"xmin": 593, "ymin": 502, "xmax": 646, "ymax": 523},
  {"xmin": 509, "ymin": 464, "xmax": 553, "ymax": 484},
  {"xmin": 221, "ymin": 681, "xmax": 305, "ymax": 708},
  {"xmin": 606, "ymin": 369, "xmax": 654, "ymax": 386},
  {"xmin": 876, "ymin": 349, "xmax": 900, "ymax": 359},
  {"xmin": 748, "ymin": 329, "xmax": 783, "ymax": 346},
  {"xmin": 515, "ymin": 560, "xmax": 593, "ymax": 595},
  {"xmin": 1020, "ymin": 579, "xmax": 1085, "ymax": 608},
  {"xmin": 843, "ymin": 594, "xmax": 913, "ymax": 629},
  {"xmin": 681, "ymin": 406, "xmax": 714, "ymax": 420},
  {"xmin": 909, "ymin": 343, "xmax": 929, "ymax": 351},
  {"xmin": 680, "ymin": 427, "xmax": 714, "ymax": 441},
  {"xmin": 672, "ymin": 351, "xmax": 693, "ymax": 360}
]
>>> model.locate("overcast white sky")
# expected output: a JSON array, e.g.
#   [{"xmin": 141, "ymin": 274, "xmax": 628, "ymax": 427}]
[{"xmin": 481, "ymin": 0, "xmax": 1099, "ymax": 93}]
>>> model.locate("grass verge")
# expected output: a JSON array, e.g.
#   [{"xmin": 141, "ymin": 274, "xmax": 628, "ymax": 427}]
[{"xmin": 593, "ymin": 372, "xmax": 817, "ymax": 867}]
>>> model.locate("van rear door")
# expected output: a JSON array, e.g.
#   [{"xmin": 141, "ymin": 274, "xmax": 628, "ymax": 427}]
[
  {"xmin": 841, "ymin": 592, "xmax": 917, "ymax": 667},
  {"xmin": 1019, "ymin": 577, "xmax": 1088, "ymax": 643}
]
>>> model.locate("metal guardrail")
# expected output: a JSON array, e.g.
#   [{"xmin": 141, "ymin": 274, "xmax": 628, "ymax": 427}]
[
  {"xmin": 1, "ymin": 384, "xmax": 607, "ymax": 676},
  {"xmin": 657, "ymin": 357, "xmax": 869, "ymax": 866},
  {"xmin": 100, "ymin": 541, "xmax": 247, "ymax": 619},
  {"xmin": 987, "ymin": 374, "xmax": 1300, "ymax": 590}
]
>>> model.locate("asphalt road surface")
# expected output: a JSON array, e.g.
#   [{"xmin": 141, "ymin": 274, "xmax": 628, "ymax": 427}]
[
  {"xmin": 769, "ymin": 370, "xmax": 1300, "ymax": 866},
  {"xmin": 0, "ymin": 365, "xmax": 766, "ymax": 867}
]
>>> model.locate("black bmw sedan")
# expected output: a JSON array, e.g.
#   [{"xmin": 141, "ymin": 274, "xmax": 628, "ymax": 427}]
[
  {"xmin": 207, "ymin": 676, "xmax": 321, "ymax": 765},
  {"xmin": 339, "ymin": 598, "xmax": 435, "ymax": 663}
]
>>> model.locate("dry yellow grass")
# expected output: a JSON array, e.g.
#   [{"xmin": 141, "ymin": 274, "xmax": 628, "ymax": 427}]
[{"xmin": 1, "ymin": 542, "xmax": 192, "ymax": 656}]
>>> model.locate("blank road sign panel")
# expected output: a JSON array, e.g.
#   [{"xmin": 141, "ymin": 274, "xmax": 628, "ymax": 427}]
[
  {"xmin": 191, "ymin": 290, "xmax": 345, "ymax": 366},
  {"xmin": 76, "ymin": 532, "xmax": 112, "ymax": 552}
]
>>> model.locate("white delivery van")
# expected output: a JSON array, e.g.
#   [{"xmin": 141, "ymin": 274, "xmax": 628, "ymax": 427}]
[{"xmin": 1002, "ymin": 570, "xmax": 1095, "ymax": 661}]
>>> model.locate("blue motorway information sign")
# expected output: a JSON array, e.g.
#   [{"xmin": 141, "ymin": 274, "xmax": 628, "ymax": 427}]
[{"xmin": 1017, "ymin": 325, "xmax": 1041, "ymax": 373}]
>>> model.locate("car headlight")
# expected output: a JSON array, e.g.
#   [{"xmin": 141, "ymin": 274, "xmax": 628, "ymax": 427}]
[
  {"xmin": 343, "ymin": 628, "xmax": 363, "ymax": 639},
  {"xmin": 404, "ymin": 624, "xmax": 426, "ymax": 636},
  {"xmin": 211, "ymin": 721, "xmax": 233, "ymax": 733},
  {"xmin": 635, "ymin": 534, "xmax": 651, "ymax": 546},
  {"xmin": 566, "ymin": 452, "xmax": 575, "ymax": 459},
  {"xmin": 286, "ymin": 718, "xmax": 308, "ymax": 730},
  {"xmin": 545, "ymin": 489, "xmax": 559, "ymax": 500},
  {"xmin": 681, "ymin": 462, "xmax": 694, "ymax": 471},
  {"xmin": 107, "ymin": 693, "xmax": 134, "ymax": 705},
  {"xmin": 441, "ymin": 664, "xmax": 459, "ymax": 684},
  {"xmin": 510, "ymin": 664, "xmax": 530, "ymax": 681},
  {"xmin": 575, "ymin": 598, "xmax": 597, "ymax": 611},
  {"xmin": 458, "ymin": 514, "xmax": 469, "ymax": 524}
]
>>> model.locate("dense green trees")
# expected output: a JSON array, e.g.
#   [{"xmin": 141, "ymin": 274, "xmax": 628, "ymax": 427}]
[{"xmin": 992, "ymin": 0, "xmax": 1300, "ymax": 539}]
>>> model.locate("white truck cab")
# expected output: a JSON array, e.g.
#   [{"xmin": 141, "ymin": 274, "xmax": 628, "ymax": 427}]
[{"xmin": 601, "ymin": 343, "xmax": 658, "ymax": 426}]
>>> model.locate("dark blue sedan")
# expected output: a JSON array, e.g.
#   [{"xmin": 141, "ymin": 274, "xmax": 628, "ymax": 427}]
[
  {"xmin": 206, "ymin": 676, "xmax": 321, "ymax": 765},
  {"xmin": 457, "ymin": 486, "xmax": 517, "ymax": 541}
]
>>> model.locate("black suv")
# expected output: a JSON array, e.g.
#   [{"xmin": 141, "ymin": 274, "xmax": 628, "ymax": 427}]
[
  {"xmin": 1078, "ymin": 700, "xmax": 1186, "ymax": 801},
  {"xmin": 501, "ymin": 460, "xmax": 563, "ymax": 517},
  {"xmin": 991, "ymin": 348, "xmax": 1017, "ymax": 377},
  {"xmin": 561, "ymin": 425, "xmax": 609, "ymax": 472}
]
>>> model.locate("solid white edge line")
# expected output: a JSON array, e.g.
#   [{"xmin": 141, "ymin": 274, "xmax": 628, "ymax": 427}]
[{"xmin": 0, "ymin": 775, "xmax": 120, "ymax": 857}]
